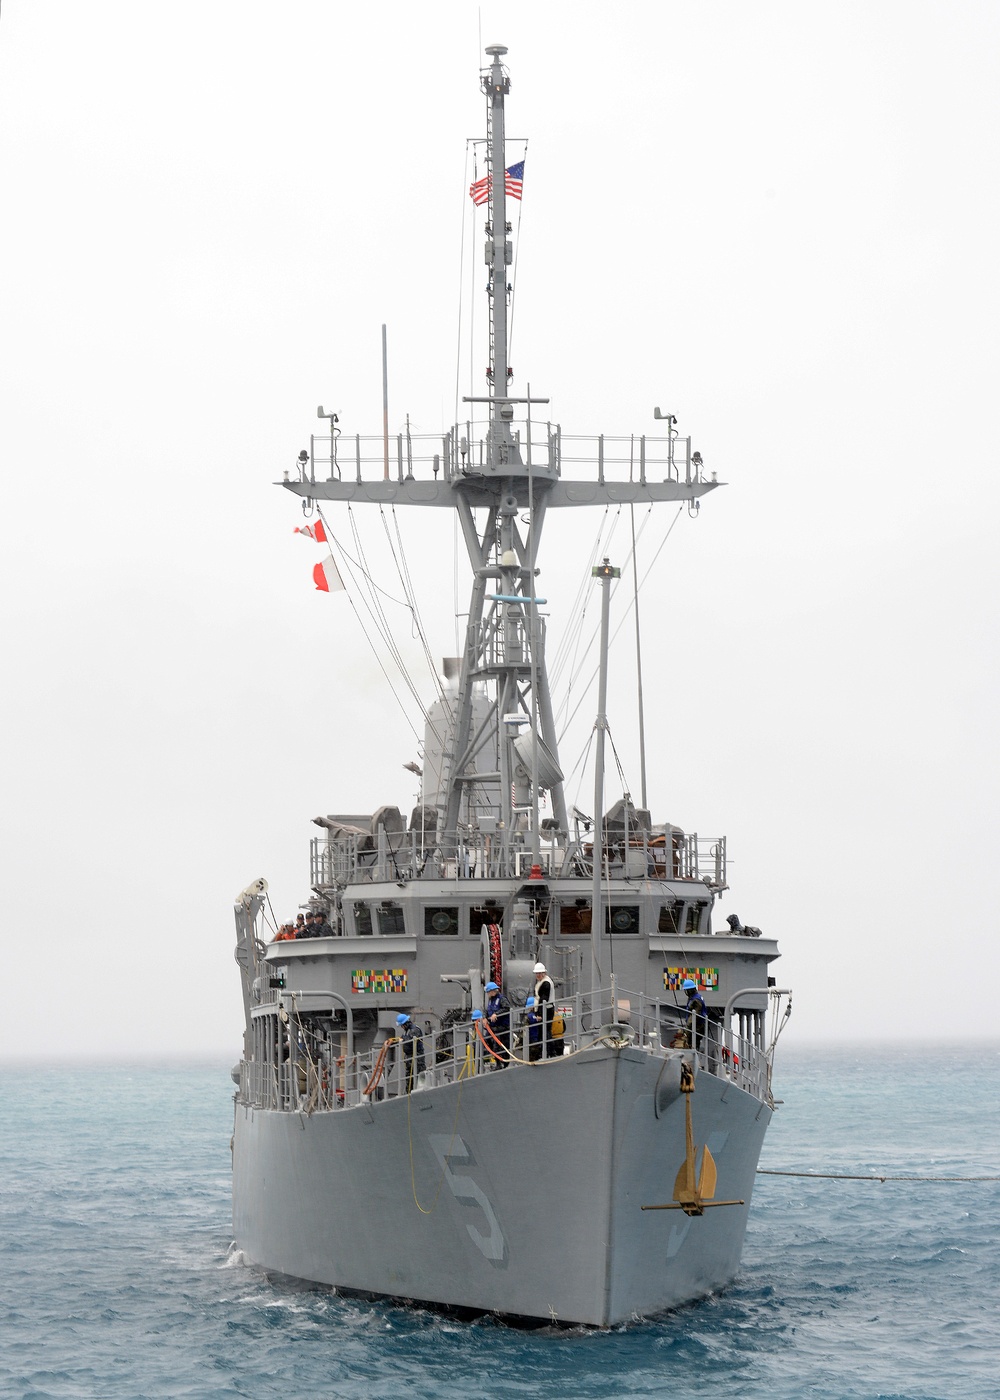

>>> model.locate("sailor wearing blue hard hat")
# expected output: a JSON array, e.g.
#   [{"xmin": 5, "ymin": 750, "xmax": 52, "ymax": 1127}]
[
  {"xmin": 682, "ymin": 978, "xmax": 708, "ymax": 1042},
  {"xmin": 524, "ymin": 995, "xmax": 542, "ymax": 1062},
  {"xmin": 395, "ymin": 1013, "xmax": 423, "ymax": 1090},
  {"xmin": 483, "ymin": 980, "xmax": 511, "ymax": 1067}
]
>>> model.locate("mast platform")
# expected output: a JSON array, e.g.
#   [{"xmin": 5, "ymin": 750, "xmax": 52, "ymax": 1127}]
[{"xmin": 284, "ymin": 422, "xmax": 720, "ymax": 507}]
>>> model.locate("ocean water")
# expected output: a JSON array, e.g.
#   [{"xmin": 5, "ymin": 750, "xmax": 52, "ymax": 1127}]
[{"xmin": 2, "ymin": 1043, "xmax": 997, "ymax": 1400}]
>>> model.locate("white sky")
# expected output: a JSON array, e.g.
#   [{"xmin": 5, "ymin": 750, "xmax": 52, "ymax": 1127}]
[{"xmin": 1, "ymin": 1, "xmax": 998, "ymax": 1061}]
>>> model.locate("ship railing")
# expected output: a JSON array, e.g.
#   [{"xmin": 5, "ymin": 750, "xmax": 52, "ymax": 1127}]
[
  {"xmin": 301, "ymin": 427, "xmax": 704, "ymax": 488},
  {"xmin": 252, "ymin": 973, "xmax": 281, "ymax": 1007},
  {"xmin": 473, "ymin": 611, "xmax": 539, "ymax": 672},
  {"xmin": 240, "ymin": 1057, "xmax": 281, "ymax": 1110},
  {"xmin": 304, "ymin": 425, "xmax": 558, "ymax": 484},
  {"xmin": 309, "ymin": 829, "xmax": 567, "ymax": 889},
  {"xmin": 719, "ymin": 1026, "xmax": 773, "ymax": 1102},
  {"xmin": 309, "ymin": 828, "xmax": 724, "ymax": 890},
  {"xmin": 558, "ymin": 433, "xmax": 696, "ymax": 485},
  {"xmin": 236, "ymin": 983, "xmax": 769, "ymax": 1113},
  {"xmin": 580, "ymin": 986, "xmax": 769, "ymax": 1100},
  {"xmin": 561, "ymin": 832, "xmax": 726, "ymax": 885}
]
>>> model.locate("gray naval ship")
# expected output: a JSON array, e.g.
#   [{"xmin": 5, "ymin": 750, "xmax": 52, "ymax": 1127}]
[{"xmin": 232, "ymin": 45, "xmax": 791, "ymax": 1328}]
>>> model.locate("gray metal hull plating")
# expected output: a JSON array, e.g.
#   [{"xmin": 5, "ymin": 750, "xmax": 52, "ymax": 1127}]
[{"xmin": 232, "ymin": 1047, "xmax": 771, "ymax": 1326}]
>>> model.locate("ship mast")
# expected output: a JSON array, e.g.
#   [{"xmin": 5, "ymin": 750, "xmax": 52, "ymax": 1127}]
[
  {"xmin": 281, "ymin": 45, "xmax": 720, "ymax": 876},
  {"xmin": 437, "ymin": 42, "xmax": 567, "ymax": 867},
  {"xmin": 485, "ymin": 45, "xmax": 511, "ymax": 405}
]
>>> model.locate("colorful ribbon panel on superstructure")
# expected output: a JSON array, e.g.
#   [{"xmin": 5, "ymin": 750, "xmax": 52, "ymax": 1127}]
[
  {"xmin": 351, "ymin": 969, "xmax": 408, "ymax": 994},
  {"xmin": 663, "ymin": 967, "xmax": 719, "ymax": 991}
]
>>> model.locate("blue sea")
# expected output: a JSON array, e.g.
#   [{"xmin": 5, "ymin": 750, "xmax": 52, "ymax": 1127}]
[{"xmin": 2, "ymin": 1044, "xmax": 997, "ymax": 1399}]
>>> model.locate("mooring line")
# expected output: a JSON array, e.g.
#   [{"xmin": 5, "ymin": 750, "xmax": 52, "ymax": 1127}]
[{"xmin": 757, "ymin": 1169, "xmax": 1000, "ymax": 1183}]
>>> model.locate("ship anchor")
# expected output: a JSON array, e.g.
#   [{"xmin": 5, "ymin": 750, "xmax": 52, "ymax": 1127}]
[{"xmin": 641, "ymin": 1061, "xmax": 746, "ymax": 1216}]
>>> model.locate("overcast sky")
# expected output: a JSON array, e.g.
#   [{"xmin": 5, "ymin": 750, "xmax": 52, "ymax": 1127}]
[{"xmin": 2, "ymin": 1, "xmax": 998, "ymax": 1061}]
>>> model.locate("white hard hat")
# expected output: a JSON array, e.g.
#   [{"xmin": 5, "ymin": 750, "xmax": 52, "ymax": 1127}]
[{"xmin": 533, "ymin": 962, "xmax": 546, "ymax": 974}]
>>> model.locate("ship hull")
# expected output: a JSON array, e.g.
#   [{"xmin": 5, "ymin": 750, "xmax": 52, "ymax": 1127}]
[{"xmin": 232, "ymin": 1046, "xmax": 771, "ymax": 1326}]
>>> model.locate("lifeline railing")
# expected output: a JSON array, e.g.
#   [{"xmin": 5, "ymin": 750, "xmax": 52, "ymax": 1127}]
[
  {"xmin": 302, "ymin": 425, "xmax": 702, "ymax": 488},
  {"xmin": 237, "ymin": 982, "xmax": 771, "ymax": 1114},
  {"xmin": 309, "ymin": 828, "xmax": 726, "ymax": 890}
]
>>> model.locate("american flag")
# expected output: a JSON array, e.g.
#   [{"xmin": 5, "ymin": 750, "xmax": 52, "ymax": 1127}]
[{"xmin": 468, "ymin": 161, "xmax": 525, "ymax": 206}]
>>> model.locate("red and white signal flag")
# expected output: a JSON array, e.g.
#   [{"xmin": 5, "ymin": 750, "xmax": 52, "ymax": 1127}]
[
  {"xmin": 313, "ymin": 555, "xmax": 345, "ymax": 593},
  {"xmin": 294, "ymin": 520, "xmax": 328, "ymax": 543}
]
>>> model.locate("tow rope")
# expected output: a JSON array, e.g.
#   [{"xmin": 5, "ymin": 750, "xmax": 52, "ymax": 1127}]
[{"xmin": 756, "ymin": 1169, "xmax": 1000, "ymax": 1183}]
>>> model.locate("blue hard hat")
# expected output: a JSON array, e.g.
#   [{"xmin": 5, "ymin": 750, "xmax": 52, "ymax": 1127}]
[
  {"xmin": 472, "ymin": 1009, "xmax": 483, "ymax": 1020},
  {"xmin": 526, "ymin": 996, "xmax": 535, "ymax": 1007},
  {"xmin": 485, "ymin": 981, "xmax": 499, "ymax": 993},
  {"xmin": 396, "ymin": 1013, "xmax": 410, "ymax": 1025},
  {"xmin": 682, "ymin": 979, "xmax": 697, "ymax": 991}
]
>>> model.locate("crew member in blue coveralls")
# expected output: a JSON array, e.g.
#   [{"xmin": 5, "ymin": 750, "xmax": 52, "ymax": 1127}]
[
  {"xmin": 682, "ymin": 977, "xmax": 708, "ymax": 1050},
  {"xmin": 484, "ymin": 981, "xmax": 511, "ymax": 1067},
  {"xmin": 524, "ymin": 997, "xmax": 542, "ymax": 1062},
  {"xmin": 396, "ymin": 1013, "xmax": 424, "ymax": 1091}
]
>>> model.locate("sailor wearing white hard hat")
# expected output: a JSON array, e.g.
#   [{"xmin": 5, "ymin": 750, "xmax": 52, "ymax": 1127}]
[{"xmin": 533, "ymin": 962, "xmax": 558, "ymax": 1056}]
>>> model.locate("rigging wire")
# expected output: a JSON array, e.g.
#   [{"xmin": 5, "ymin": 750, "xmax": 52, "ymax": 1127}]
[
  {"xmin": 318, "ymin": 503, "xmax": 447, "ymax": 749},
  {"xmin": 606, "ymin": 727, "xmax": 634, "ymax": 803},
  {"xmin": 556, "ymin": 506, "xmax": 684, "ymax": 746},
  {"xmin": 346, "ymin": 509, "xmax": 412, "ymax": 669},
  {"xmin": 454, "ymin": 140, "xmax": 473, "ymax": 430},
  {"xmin": 465, "ymin": 140, "xmax": 482, "ymax": 416},
  {"xmin": 549, "ymin": 506, "xmax": 628, "ymax": 741},
  {"xmin": 312, "ymin": 507, "xmax": 423, "ymax": 743},
  {"xmin": 347, "ymin": 506, "xmax": 441, "ymax": 733},
  {"xmin": 549, "ymin": 501, "xmax": 653, "ymax": 701},
  {"xmin": 384, "ymin": 505, "xmax": 449, "ymax": 711},
  {"xmin": 769, "ymin": 993, "xmax": 791, "ymax": 1055},
  {"xmin": 629, "ymin": 502, "xmax": 648, "ymax": 809},
  {"xmin": 455, "ymin": 140, "xmax": 478, "ymax": 654},
  {"xmin": 453, "ymin": 510, "xmax": 462, "ymax": 659},
  {"xmin": 600, "ymin": 719, "xmax": 643, "ymax": 986},
  {"xmin": 506, "ymin": 140, "xmax": 528, "ymax": 364},
  {"xmin": 553, "ymin": 503, "xmax": 653, "ymax": 695},
  {"xmin": 548, "ymin": 506, "xmax": 615, "ymax": 691},
  {"xmin": 564, "ymin": 726, "xmax": 596, "ymax": 816},
  {"xmin": 316, "ymin": 507, "xmax": 408, "ymax": 606},
  {"xmin": 392, "ymin": 505, "xmax": 447, "ymax": 708},
  {"xmin": 552, "ymin": 513, "xmax": 630, "ymax": 740},
  {"xmin": 555, "ymin": 513, "xmax": 620, "ymax": 806}
]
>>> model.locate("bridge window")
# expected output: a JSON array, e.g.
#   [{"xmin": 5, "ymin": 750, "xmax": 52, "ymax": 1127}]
[
  {"xmin": 557, "ymin": 902, "xmax": 592, "ymax": 936},
  {"xmin": 353, "ymin": 903, "xmax": 373, "ymax": 936},
  {"xmin": 684, "ymin": 902, "xmax": 706, "ymax": 936},
  {"xmin": 607, "ymin": 905, "xmax": 641, "ymax": 935},
  {"xmin": 377, "ymin": 902, "xmax": 406, "ymax": 936},
  {"xmin": 470, "ymin": 904, "xmax": 503, "ymax": 937},
  {"xmin": 424, "ymin": 906, "xmax": 460, "ymax": 936},
  {"xmin": 658, "ymin": 902, "xmax": 681, "ymax": 934}
]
